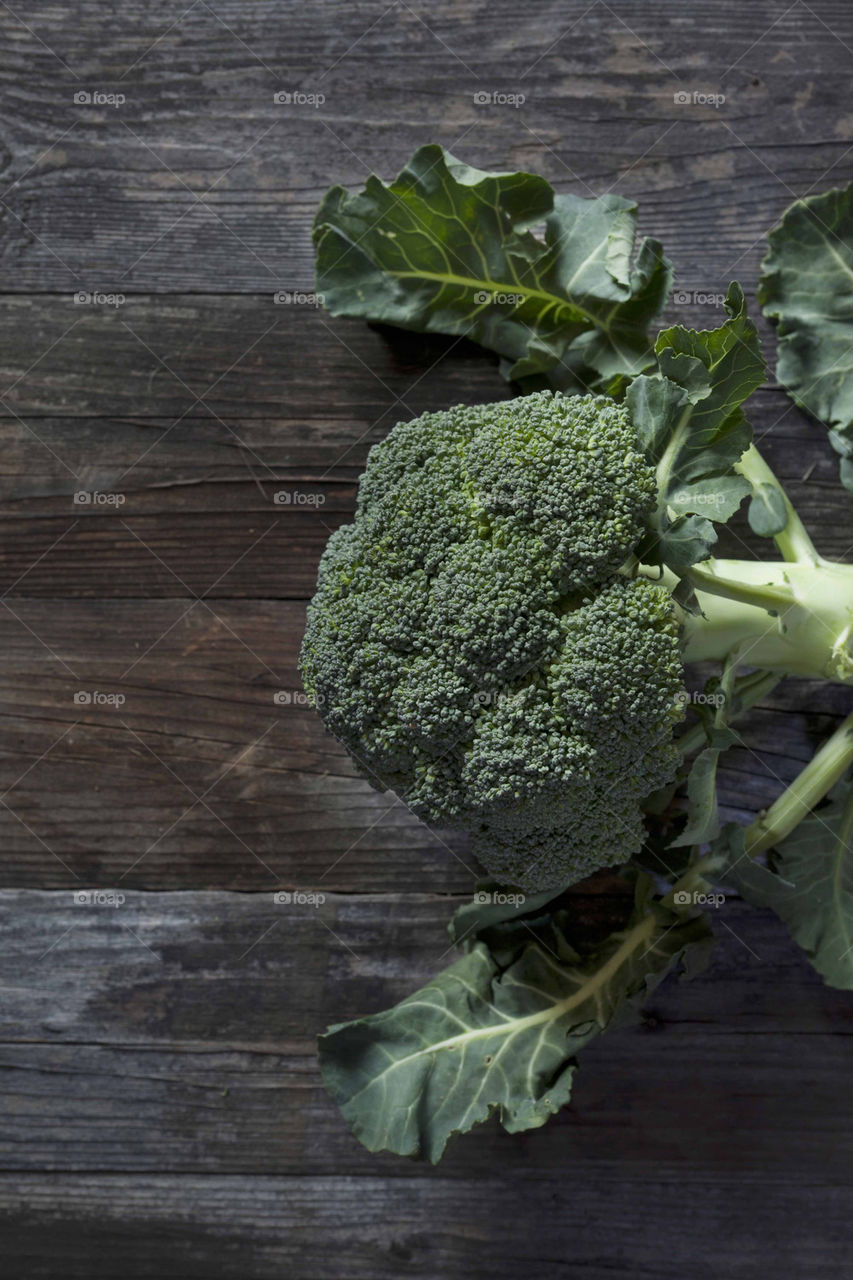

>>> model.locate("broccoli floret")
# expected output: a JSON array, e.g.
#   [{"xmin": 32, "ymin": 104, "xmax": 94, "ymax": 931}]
[{"xmin": 300, "ymin": 390, "xmax": 685, "ymax": 891}]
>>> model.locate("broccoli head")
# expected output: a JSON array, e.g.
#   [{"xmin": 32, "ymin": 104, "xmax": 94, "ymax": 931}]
[{"xmin": 300, "ymin": 390, "xmax": 686, "ymax": 891}]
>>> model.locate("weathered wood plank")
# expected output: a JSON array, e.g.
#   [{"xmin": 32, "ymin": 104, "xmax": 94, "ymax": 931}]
[
  {"xmin": 0, "ymin": 296, "xmax": 506, "ymax": 425},
  {"xmin": 0, "ymin": 2, "xmax": 851, "ymax": 293},
  {"xmin": 0, "ymin": 891, "xmax": 852, "ymax": 1187},
  {"xmin": 3, "ymin": 1169, "xmax": 851, "ymax": 1279},
  {"xmin": 0, "ymin": 299, "xmax": 851, "ymax": 595},
  {"xmin": 3, "ymin": 405, "xmax": 851, "ymax": 594},
  {"xmin": 0, "ymin": 599, "xmax": 845, "ymax": 888},
  {"xmin": 0, "ymin": 597, "xmax": 471, "ymax": 889}
]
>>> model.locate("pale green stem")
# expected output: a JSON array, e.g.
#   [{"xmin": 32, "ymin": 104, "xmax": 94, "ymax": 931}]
[
  {"xmin": 744, "ymin": 709, "xmax": 853, "ymax": 856},
  {"xmin": 737, "ymin": 444, "xmax": 821, "ymax": 565},
  {"xmin": 684, "ymin": 561, "xmax": 795, "ymax": 612},
  {"xmin": 676, "ymin": 559, "xmax": 853, "ymax": 683}
]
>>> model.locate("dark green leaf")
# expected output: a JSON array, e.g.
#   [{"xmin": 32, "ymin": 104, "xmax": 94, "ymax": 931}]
[
  {"xmin": 760, "ymin": 182, "xmax": 853, "ymax": 493},
  {"xmin": 627, "ymin": 283, "xmax": 764, "ymax": 572},
  {"xmin": 314, "ymin": 144, "xmax": 671, "ymax": 394},
  {"xmin": 643, "ymin": 510, "xmax": 719, "ymax": 571},
  {"xmin": 670, "ymin": 571, "xmax": 702, "ymax": 615},
  {"xmin": 319, "ymin": 874, "xmax": 713, "ymax": 1161},
  {"xmin": 631, "ymin": 836, "xmax": 696, "ymax": 880}
]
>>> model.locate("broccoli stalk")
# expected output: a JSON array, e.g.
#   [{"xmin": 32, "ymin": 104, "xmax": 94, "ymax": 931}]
[
  {"xmin": 648, "ymin": 442, "xmax": 853, "ymax": 684},
  {"xmin": 634, "ymin": 437, "xmax": 853, "ymax": 885},
  {"xmin": 742, "ymin": 708, "xmax": 853, "ymax": 856},
  {"xmin": 737, "ymin": 443, "xmax": 820, "ymax": 564},
  {"xmin": 664, "ymin": 557, "xmax": 853, "ymax": 683}
]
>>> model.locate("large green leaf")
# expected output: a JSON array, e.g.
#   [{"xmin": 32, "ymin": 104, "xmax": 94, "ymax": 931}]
[
  {"xmin": 319, "ymin": 874, "xmax": 713, "ymax": 1161},
  {"xmin": 314, "ymin": 144, "xmax": 671, "ymax": 394},
  {"xmin": 724, "ymin": 783, "xmax": 853, "ymax": 988},
  {"xmin": 760, "ymin": 182, "xmax": 853, "ymax": 493},
  {"xmin": 626, "ymin": 283, "xmax": 765, "ymax": 572}
]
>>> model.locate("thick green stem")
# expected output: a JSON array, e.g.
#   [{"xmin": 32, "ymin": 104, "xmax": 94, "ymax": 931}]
[
  {"xmin": 736, "ymin": 444, "xmax": 821, "ymax": 565},
  {"xmin": 744, "ymin": 709, "xmax": 853, "ymax": 855},
  {"xmin": 676, "ymin": 558, "xmax": 853, "ymax": 684}
]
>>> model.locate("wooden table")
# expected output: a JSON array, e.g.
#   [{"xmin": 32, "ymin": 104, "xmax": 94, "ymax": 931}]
[{"xmin": 1, "ymin": 2, "xmax": 852, "ymax": 1275}]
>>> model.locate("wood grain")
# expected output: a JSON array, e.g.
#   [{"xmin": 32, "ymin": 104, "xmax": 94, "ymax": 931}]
[
  {"xmin": 5, "ymin": 1171, "xmax": 851, "ymax": 1279},
  {"xmin": 0, "ymin": 2, "xmax": 851, "ymax": 293},
  {"xmin": 0, "ymin": 302, "xmax": 851, "ymax": 599},
  {"xmin": 1, "ymin": 892, "xmax": 852, "ymax": 1277},
  {"xmin": 0, "ymin": 890, "xmax": 851, "ymax": 1181}
]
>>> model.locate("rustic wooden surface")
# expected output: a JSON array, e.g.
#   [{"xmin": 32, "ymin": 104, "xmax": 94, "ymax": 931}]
[{"xmin": 2, "ymin": 2, "xmax": 853, "ymax": 1275}]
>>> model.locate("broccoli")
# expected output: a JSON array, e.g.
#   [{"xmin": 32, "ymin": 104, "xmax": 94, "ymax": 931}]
[
  {"xmin": 299, "ymin": 390, "xmax": 853, "ymax": 891},
  {"xmin": 305, "ymin": 151, "xmax": 853, "ymax": 1164}
]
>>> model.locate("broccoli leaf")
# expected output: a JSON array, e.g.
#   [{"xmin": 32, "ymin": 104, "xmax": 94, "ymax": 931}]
[
  {"xmin": 747, "ymin": 481, "xmax": 788, "ymax": 537},
  {"xmin": 760, "ymin": 182, "xmax": 853, "ymax": 494},
  {"xmin": 723, "ymin": 783, "xmax": 853, "ymax": 988},
  {"xmin": 314, "ymin": 144, "xmax": 671, "ymax": 395},
  {"xmin": 318, "ymin": 873, "xmax": 713, "ymax": 1161},
  {"xmin": 627, "ymin": 283, "xmax": 765, "ymax": 572},
  {"xmin": 670, "ymin": 727, "xmax": 738, "ymax": 847}
]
